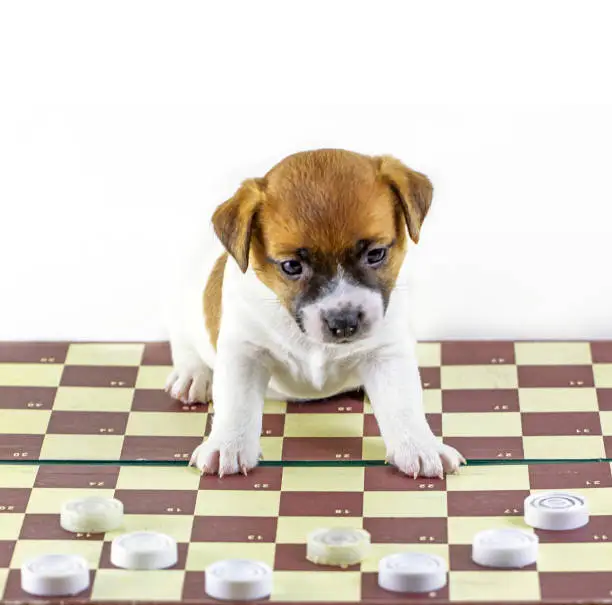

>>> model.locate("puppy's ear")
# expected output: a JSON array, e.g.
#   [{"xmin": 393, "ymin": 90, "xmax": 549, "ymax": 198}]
[
  {"xmin": 375, "ymin": 155, "xmax": 433, "ymax": 244},
  {"xmin": 211, "ymin": 178, "xmax": 265, "ymax": 272}
]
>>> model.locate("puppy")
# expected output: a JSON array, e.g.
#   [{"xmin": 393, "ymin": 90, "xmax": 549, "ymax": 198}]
[{"xmin": 165, "ymin": 148, "xmax": 464, "ymax": 478}]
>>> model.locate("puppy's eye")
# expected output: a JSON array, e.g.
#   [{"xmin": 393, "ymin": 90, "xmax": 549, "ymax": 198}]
[
  {"xmin": 280, "ymin": 260, "xmax": 303, "ymax": 277},
  {"xmin": 365, "ymin": 247, "xmax": 387, "ymax": 266}
]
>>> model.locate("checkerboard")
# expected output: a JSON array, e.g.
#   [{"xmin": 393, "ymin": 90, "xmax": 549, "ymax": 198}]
[
  {"xmin": 1, "ymin": 461, "xmax": 611, "ymax": 603},
  {"xmin": 1, "ymin": 341, "xmax": 611, "ymax": 462}
]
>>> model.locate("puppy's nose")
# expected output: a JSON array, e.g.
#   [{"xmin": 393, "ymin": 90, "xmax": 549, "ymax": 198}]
[{"xmin": 323, "ymin": 308, "xmax": 363, "ymax": 340}]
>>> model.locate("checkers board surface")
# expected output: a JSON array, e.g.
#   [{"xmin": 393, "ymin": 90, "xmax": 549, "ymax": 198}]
[
  {"xmin": 1, "ymin": 341, "xmax": 612, "ymax": 462},
  {"xmin": 1, "ymin": 462, "xmax": 612, "ymax": 603}
]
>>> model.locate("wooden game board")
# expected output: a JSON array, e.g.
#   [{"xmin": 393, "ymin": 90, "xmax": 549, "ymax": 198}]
[
  {"xmin": 1, "ymin": 341, "xmax": 611, "ymax": 463},
  {"xmin": 1, "ymin": 462, "xmax": 612, "ymax": 603}
]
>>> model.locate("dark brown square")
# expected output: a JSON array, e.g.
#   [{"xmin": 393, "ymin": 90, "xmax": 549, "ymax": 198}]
[
  {"xmin": 363, "ymin": 517, "xmax": 447, "ymax": 544},
  {"xmin": 46, "ymin": 411, "xmax": 129, "ymax": 435},
  {"xmin": 420, "ymin": 367, "xmax": 441, "ymax": 389},
  {"xmin": 34, "ymin": 465, "xmax": 120, "ymax": 489},
  {"xmin": 282, "ymin": 437, "xmax": 363, "ymax": 461},
  {"xmin": 131, "ymin": 389, "xmax": 209, "ymax": 413},
  {"xmin": 0, "ymin": 386, "xmax": 57, "ymax": 410},
  {"xmin": 441, "ymin": 341, "xmax": 515, "ymax": 365},
  {"xmin": 364, "ymin": 466, "xmax": 446, "ymax": 492},
  {"xmin": 121, "ymin": 436, "xmax": 202, "ymax": 461},
  {"xmin": 60, "ymin": 365, "xmax": 138, "ymax": 388},
  {"xmin": 591, "ymin": 341, "xmax": 612, "ymax": 363},
  {"xmin": 528, "ymin": 462, "xmax": 612, "ymax": 490},
  {"xmin": 114, "ymin": 489, "xmax": 197, "ymax": 515},
  {"xmin": 0, "ymin": 434, "xmax": 43, "ymax": 460},
  {"xmin": 261, "ymin": 414, "xmax": 286, "ymax": 437},
  {"xmin": 98, "ymin": 541, "xmax": 188, "ymax": 569},
  {"xmin": 598, "ymin": 388, "xmax": 612, "ymax": 411},
  {"xmin": 3, "ymin": 569, "xmax": 94, "ymax": 600},
  {"xmin": 20, "ymin": 514, "xmax": 104, "ymax": 540},
  {"xmin": 442, "ymin": 437, "xmax": 524, "ymax": 460},
  {"xmin": 0, "ymin": 488, "xmax": 31, "ymax": 513},
  {"xmin": 449, "ymin": 543, "xmax": 535, "ymax": 571},
  {"xmin": 0, "ymin": 342, "xmax": 69, "ymax": 364},
  {"xmin": 442, "ymin": 389, "xmax": 520, "ymax": 413},
  {"xmin": 536, "ymin": 515, "xmax": 612, "ymax": 543},
  {"xmin": 607, "ymin": 436, "xmax": 612, "ymax": 458},
  {"xmin": 286, "ymin": 390, "xmax": 364, "ymax": 414},
  {"xmin": 448, "ymin": 490, "xmax": 529, "ymax": 517},
  {"xmin": 274, "ymin": 543, "xmax": 359, "ymax": 571},
  {"xmin": 191, "ymin": 516, "xmax": 277, "ymax": 542},
  {"xmin": 361, "ymin": 571, "xmax": 449, "ymax": 600},
  {"xmin": 0, "ymin": 540, "xmax": 15, "ymax": 567},
  {"xmin": 183, "ymin": 570, "xmax": 219, "ymax": 601},
  {"xmin": 141, "ymin": 342, "xmax": 172, "ymax": 365},
  {"xmin": 521, "ymin": 411, "xmax": 602, "ymax": 436},
  {"xmin": 539, "ymin": 571, "xmax": 612, "ymax": 600},
  {"xmin": 279, "ymin": 492, "xmax": 363, "ymax": 517},
  {"xmin": 517, "ymin": 365, "xmax": 594, "ymax": 388},
  {"xmin": 199, "ymin": 467, "xmax": 283, "ymax": 491}
]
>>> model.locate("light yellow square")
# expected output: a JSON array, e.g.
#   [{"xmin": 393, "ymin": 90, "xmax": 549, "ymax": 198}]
[
  {"xmin": 105, "ymin": 515, "xmax": 194, "ymax": 543},
  {"xmin": 362, "ymin": 436, "xmax": 385, "ymax": 460},
  {"xmin": 195, "ymin": 490, "xmax": 280, "ymax": 517},
  {"xmin": 362, "ymin": 544, "xmax": 448, "ymax": 572},
  {"xmin": 450, "ymin": 571, "xmax": 540, "ymax": 601},
  {"xmin": 53, "ymin": 387, "xmax": 134, "ymax": 412},
  {"xmin": 271, "ymin": 571, "xmax": 361, "ymax": 602},
  {"xmin": 276, "ymin": 516, "xmax": 363, "ymax": 544},
  {"xmin": 441, "ymin": 365, "xmax": 518, "ymax": 390},
  {"xmin": 135, "ymin": 365, "xmax": 173, "ymax": 389},
  {"xmin": 448, "ymin": 516, "xmax": 533, "ymax": 544},
  {"xmin": 538, "ymin": 543, "xmax": 612, "ymax": 571},
  {"xmin": 92, "ymin": 570, "xmax": 184, "ymax": 600},
  {"xmin": 519, "ymin": 388, "xmax": 599, "ymax": 412},
  {"xmin": 0, "ymin": 514, "xmax": 24, "ymax": 540},
  {"xmin": 117, "ymin": 466, "xmax": 201, "ymax": 490},
  {"xmin": 40, "ymin": 434, "xmax": 124, "ymax": 460},
  {"xmin": 263, "ymin": 399, "xmax": 288, "ymax": 414},
  {"xmin": 594, "ymin": 364, "xmax": 612, "ymax": 388},
  {"xmin": 66, "ymin": 343, "xmax": 144, "ymax": 366},
  {"xmin": 600, "ymin": 411, "xmax": 612, "ymax": 435},
  {"xmin": 515, "ymin": 342, "xmax": 592, "ymax": 365},
  {"xmin": 26, "ymin": 488, "xmax": 115, "ymax": 513},
  {"xmin": 0, "ymin": 363, "xmax": 63, "ymax": 387},
  {"xmin": 0, "ymin": 570, "xmax": 7, "ymax": 598},
  {"xmin": 442, "ymin": 412, "xmax": 522, "ymax": 437},
  {"xmin": 530, "ymin": 487, "xmax": 612, "ymax": 516},
  {"xmin": 11, "ymin": 540, "xmax": 103, "ymax": 568},
  {"xmin": 281, "ymin": 468, "xmax": 364, "ymax": 492},
  {"xmin": 283, "ymin": 414, "xmax": 364, "ymax": 438},
  {"xmin": 261, "ymin": 436, "xmax": 283, "ymax": 460},
  {"xmin": 0, "ymin": 410, "xmax": 51, "ymax": 434},
  {"xmin": 522, "ymin": 435, "xmax": 605, "ymax": 459},
  {"xmin": 0, "ymin": 465, "xmax": 38, "ymax": 488},
  {"xmin": 424, "ymin": 389, "xmax": 442, "ymax": 413},
  {"xmin": 186, "ymin": 543, "xmax": 275, "ymax": 570},
  {"xmin": 416, "ymin": 342, "xmax": 441, "ymax": 367},
  {"xmin": 125, "ymin": 411, "xmax": 208, "ymax": 437},
  {"xmin": 446, "ymin": 465, "xmax": 529, "ymax": 491},
  {"xmin": 364, "ymin": 491, "xmax": 446, "ymax": 518}
]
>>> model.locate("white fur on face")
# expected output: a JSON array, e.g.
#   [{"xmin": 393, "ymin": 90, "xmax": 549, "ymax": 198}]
[{"xmin": 299, "ymin": 274, "xmax": 384, "ymax": 343}]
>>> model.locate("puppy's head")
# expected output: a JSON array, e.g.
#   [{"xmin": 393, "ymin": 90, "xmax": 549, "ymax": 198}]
[{"xmin": 212, "ymin": 149, "xmax": 432, "ymax": 344}]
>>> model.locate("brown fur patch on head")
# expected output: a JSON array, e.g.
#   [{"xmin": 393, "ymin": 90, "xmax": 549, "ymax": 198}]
[{"xmin": 211, "ymin": 148, "xmax": 433, "ymax": 320}]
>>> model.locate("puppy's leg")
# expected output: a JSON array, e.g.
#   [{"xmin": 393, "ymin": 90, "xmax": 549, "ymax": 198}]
[
  {"xmin": 360, "ymin": 350, "xmax": 465, "ymax": 478},
  {"xmin": 190, "ymin": 343, "xmax": 269, "ymax": 476},
  {"xmin": 165, "ymin": 334, "xmax": 213, "ymax": 404}
]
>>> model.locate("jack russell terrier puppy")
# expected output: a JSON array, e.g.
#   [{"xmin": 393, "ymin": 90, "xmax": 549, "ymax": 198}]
[{"xmin": 165, "ymin": 148, "xmax": 465, "ymax": 478}]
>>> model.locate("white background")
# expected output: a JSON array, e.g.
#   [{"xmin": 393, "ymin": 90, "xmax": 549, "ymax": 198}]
[{"xmin": 1, "ymin": 0, "xmax": 611, "ymax": 342}]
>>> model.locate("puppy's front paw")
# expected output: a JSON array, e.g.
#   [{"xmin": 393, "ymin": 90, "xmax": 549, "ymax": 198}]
[
  {"xmin": 189, "ymin": 435, "xmax": 262, "ymax": 477},
  {"xmin": 387, "ymin": 438, "xmax": 465, "ymax": 478},
  {"xmin": 165, "ymin": 365, "xmax": 212, "ymax": 404}
]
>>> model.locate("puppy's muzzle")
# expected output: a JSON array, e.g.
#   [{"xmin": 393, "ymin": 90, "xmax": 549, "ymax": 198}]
[{"xmin": 322, "ymin": 307, "xmax": 364, "ymax": 341}]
